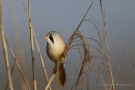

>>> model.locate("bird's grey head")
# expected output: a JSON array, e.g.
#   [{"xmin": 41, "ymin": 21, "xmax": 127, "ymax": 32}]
[{"xmin": 45, "ymin": 31, "xmax": 61, "ymax": 44}]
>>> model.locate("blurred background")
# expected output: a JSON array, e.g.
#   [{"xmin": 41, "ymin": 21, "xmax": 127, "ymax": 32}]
[{"xmin": 0, "ymin": 0, "xmax": 135, "ymax": 90}]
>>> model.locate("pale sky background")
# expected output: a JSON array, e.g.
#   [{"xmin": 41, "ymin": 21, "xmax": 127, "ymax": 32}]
[{"xmin": 0, "ymin": 0, "xmax": 135, "ymax": 90}]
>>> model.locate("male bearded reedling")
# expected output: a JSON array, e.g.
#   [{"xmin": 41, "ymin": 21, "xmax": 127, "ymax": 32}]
[{"xmin": 45, "ymin": 31, "xmax": 66, "ymax": 86}]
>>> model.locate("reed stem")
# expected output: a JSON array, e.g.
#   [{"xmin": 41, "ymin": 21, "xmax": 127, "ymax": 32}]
[
  {"xmin": 28, "ymin": 0, "xmax": 37, "ymax": 90},
  {"xmin": 5, "ymin": 38, "xmax": 31, "ymax": 90},
  {"xmin": 99, "ymin": 0, "xmax": 114, "ymax": 89},
  {"xmin": 45, "ymin": 74, "xmax": 56, "ymax": 90},
  {"xmin": 0, "ymin": 0, "xmax": 14, "ymax": 90}
]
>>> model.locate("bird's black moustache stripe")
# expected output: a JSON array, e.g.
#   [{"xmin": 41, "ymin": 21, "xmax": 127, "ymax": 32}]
[{"xmin": 49, "ymin": 34, "xmax": 54, "ymax": 44}]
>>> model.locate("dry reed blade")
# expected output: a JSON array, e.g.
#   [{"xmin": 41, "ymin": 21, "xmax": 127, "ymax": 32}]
[
  {"xmin": 83, "ymin": 19, "xmax": 102, "ymax": 45},
  {"xmin": 109, "ymin": 43, "xmax": 134, "ymax": 67},
  {"xmin": 100, "ymin": 0, "xmax": 115, "ymax": 89},
  {"xmin": 114, "ymin": 50, "xmax": 126, "ymax": 81},
  {"xmin": 99, "ymin": 74, "xmax": 108, "ymax": 90},
  {"xmin": 76, "ymin": 1, "xmax": 94, "ymax": 32},
  {"xmin": 0, "ymin": 0, "xmax": 14, "ymax": 90},
  {"xmin": 66, "ymin": 1, "xmax": 94, "ymax": 53},
  {"xmin": 28, "ymin": 0, "xmax": 37, "ymax": 90},
  {"xmin": 21, "ymin": 0, "xmax": 51, "ymax": 90},
  {"xmin": 5, "ymin": 37, "xmax": 31, "ymax": 90}
]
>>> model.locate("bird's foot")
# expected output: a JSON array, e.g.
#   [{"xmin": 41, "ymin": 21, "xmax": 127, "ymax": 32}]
[
  {"xmin": 52, "ymin": 64, "xmax": 57, "ymax": 74},
  {"xmin": 52, "ymin": 67, "xmax": 57, "ymax": 74}
]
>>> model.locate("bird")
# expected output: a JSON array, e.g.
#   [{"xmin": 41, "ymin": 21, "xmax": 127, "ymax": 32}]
[{"xmin": 45, "ymin": 31, "xmax": 66, "ymax": 86}]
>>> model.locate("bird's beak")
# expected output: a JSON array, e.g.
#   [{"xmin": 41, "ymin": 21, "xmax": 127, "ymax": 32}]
[{"xmin": 45, "ymin": 36, "xmax": 49, "ymax": 40}]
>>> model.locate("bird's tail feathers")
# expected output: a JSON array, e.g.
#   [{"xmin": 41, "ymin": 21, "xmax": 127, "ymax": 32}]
[{"xmin": 59, "ymin": 63, "xmax": 66, "ymax": 86}]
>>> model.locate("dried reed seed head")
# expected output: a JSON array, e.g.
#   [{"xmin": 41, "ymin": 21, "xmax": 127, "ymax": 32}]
[{"xmin": 64, "ymin": 30, "xmax": 91, "ymax": 86}]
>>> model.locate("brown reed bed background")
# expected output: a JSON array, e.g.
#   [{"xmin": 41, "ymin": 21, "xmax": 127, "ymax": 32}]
[{"xmin": 0, "ymin": 0, "xmax": 134, "ymax": 90}]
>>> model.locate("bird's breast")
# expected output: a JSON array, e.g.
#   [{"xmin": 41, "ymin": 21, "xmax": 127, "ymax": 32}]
[{"xmin": 46, "ymin": 42, "xmax": 65, "ymax": 62}]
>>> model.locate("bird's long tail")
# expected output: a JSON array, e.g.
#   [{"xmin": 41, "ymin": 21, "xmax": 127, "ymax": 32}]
[{"xmin": 59, "ymin": 63, "xmax": 66, "ymax": 86}]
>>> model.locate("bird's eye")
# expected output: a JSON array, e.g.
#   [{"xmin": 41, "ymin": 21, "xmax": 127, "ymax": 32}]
[{"xmin": 49, "ymin": 34, "xmax": 54, "ymax": 44}]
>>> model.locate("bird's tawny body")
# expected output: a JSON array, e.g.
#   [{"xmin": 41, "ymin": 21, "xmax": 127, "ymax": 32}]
[{"xmin": 45, "ymin": 31, "xmax": 66, "ymax": 86}]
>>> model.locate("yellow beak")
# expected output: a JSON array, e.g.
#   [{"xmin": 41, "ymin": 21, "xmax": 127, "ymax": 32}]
[{"xmin": 45, "ymin": 36, "xmax": 49, "ymax": 40}]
